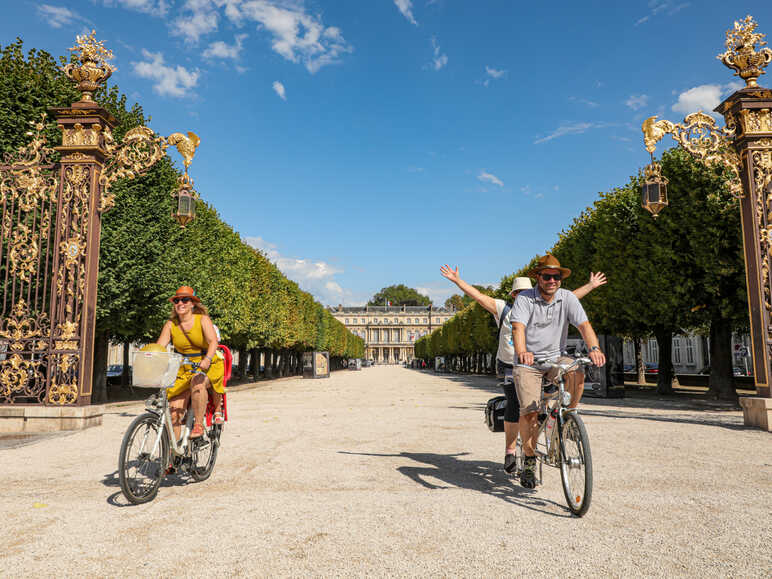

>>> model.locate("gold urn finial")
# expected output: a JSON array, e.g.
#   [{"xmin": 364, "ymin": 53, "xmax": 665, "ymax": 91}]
[
  {"xmin": 63, "ymin": 30, "xmax": 116, "ymax": 102},
  {"xmin": 718, "ymin": 15, "xmax": 772, "ymax": 88}
]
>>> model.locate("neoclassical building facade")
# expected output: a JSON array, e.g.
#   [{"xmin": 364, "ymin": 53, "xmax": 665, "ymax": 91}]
[{"xmin": 330, "ymin": 305, "xmax": 456, "ymax": 363}]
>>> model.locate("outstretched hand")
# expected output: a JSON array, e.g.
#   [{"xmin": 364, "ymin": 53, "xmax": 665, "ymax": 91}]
[
  {"xmin": 589, "ymin": 272, "xmax": 607, "ymax": 289},
  {"xmin": 440, "ymin": 264, "xmax": 460, "ymax": 284}
]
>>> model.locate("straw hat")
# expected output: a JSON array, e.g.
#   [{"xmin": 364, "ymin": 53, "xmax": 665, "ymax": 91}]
[
  {"xmin": 169, "ymin": 285, "xmax": 201, "ymax": 303},
  {"xmin": 511, "ymin": 277, "xmax": 532, "ymax": 292},
  {"xmin": 527, "ymin": 254, "xmax": 571, "ymax": 279}
]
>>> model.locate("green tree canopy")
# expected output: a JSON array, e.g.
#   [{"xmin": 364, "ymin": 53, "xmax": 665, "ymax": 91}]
[{"xmin": 368, "ymin": 284, "xmax": 431, "ymax": 306}]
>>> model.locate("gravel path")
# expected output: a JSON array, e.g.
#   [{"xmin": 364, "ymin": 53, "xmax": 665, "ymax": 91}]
[{"xmin": 1, "ymin": 366, "xmax": 770, "ymax": 577}]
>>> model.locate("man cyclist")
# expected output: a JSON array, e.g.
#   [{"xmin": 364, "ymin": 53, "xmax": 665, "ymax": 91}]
[
  {"xmin": 510, "ymin": 254, "xmax": 606, "ymax": 489},
  {"xmin": 440, "ymin": 264, "xmax": 605, "ymax": 473}
]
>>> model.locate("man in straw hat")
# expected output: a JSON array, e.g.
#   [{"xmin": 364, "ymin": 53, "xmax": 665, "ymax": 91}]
[
  {"xmin": 440, "ymin": 264, "xmax": 606, "ymax": 473},
  {"xmin": 509, "ymin": 254, "xmax": 606, "ymax": 488}
]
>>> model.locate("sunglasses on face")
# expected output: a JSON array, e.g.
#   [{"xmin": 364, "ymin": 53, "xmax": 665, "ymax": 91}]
[
  {"xmin": 540, "ymin": 273, "xmax": 562, "ymax": 281},
  {"xmin": 172, "ymin": 297, "xmax": 192, "ymax": 304}
]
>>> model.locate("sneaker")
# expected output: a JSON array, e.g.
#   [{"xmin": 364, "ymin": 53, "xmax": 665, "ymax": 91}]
[
  {"xmin": 520, "ymin": 457, "xmax": 537, "ymax": 489},
  {"xmin": 504, "ymin": 453, "xmax": 517, "ymax": 473}
]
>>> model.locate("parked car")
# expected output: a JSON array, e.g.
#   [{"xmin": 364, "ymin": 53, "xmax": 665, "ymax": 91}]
[
  {"xmin": 698, "ymin": 366, "xmax": 750, "ymax": 376},
  {"xmin": 645, "ymin": 363, "xmax": 658, "ymax": 374},
  {"xmin": 106, "ymin": 364, "xmax": 130, "ymax": 386}
]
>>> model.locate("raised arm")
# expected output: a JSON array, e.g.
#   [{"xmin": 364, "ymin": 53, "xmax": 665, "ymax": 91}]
[
  {"xmin": 440, "ymin": 264, "xmax": 497, "ymax": 315},
  {"xmin": 573, "ymin": 272, "xmax": 607, "ymax": 300}
]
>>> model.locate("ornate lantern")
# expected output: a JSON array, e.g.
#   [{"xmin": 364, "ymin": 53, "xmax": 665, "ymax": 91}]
[
  {"xmin": 641, "ymin": 158, "xmax": 668, "ymax": 218},
  {"xmin": 173, "ymin": 174, "xmax": 197, "ymax": 228}
]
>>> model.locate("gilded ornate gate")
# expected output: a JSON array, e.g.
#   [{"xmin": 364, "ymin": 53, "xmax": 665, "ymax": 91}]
[
  {"xmin": 0, "ymin": 32, "xmax": 196, "ymax": 407},
  {"xmin": 0, "ymin": 119, "xmax": 59, "ymax": 403}
]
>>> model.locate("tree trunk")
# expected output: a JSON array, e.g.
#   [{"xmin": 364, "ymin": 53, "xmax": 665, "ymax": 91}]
[
  {"xmin": 264, "ymin": 350, "xmax": 273, "ymax": 379},
  {"xmin": 238, "ymin": 348, "xmax": 248, "ymax": 379},
  {"xmin": 121, "ymin": 340, "xmax": 130, "ymax": 389},
  {"xmin": 92, "ymin": 332, "xmax": 109, "ymax": 403},
  {"xmin": 654, "ymin": 327, "xmax": 674, "ymax": 395},
  {"xmin": 707, "ymin": 314, "xmax": 737, "ymax": 401},
  {"xmin": 635, "ymin": 338, "xmax": 646, "ymax": 385}
]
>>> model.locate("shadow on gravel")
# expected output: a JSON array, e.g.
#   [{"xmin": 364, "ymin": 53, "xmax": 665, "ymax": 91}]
[
  {"xmin": 102, "ymin": 468, "xmax": 194, "ymax": 506},
  {"xmin": 423, "ymin": 370, "xmax": 747, "ymax": 428},
  {"xmin": 340, "ymin": 451, "xmax": 571, "ymax": 518},
  {"xmin": 579, "ymin": 407, "xmax": 747, "ymax": 430}
]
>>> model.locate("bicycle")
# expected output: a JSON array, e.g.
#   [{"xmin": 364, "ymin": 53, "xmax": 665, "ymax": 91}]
[
  {"xmin": 118, "ymin": 347, "xmax": 231, "ymax": 504},
  {"xmin": 511, "ymin": 356, "xmax": 594, "ymax": 517}
]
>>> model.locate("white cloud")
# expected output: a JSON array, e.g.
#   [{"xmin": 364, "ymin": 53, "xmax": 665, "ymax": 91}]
[
  {"xmin": 569, "ymin": 96, "xmax": 599, "ymax": 107},
  {"xmin": 534, "ymin": 121, "xmax": 613, "ymax": 144},
  {"xmin": 101, "ymin": 0, "xmax": 169, "ymax": 17},
  {"xmin": 478, "ymin": 170, "xmax": 504, "ymax": 188},
  {"xmin": 430, "ymin": 37, "xmax": 447, "ymax": 71},
  {"xmin": 635, "ymin": 1, "xmax": 690, "ymax": 26},
  {"xmin": 37, "ymin": 5, "xmax": 82, "ymax": 28},
  {"xmin": 625, "ymin": 94, "xmax": 649, "ymax": 110},
  {"xmin": 244, "ymin": 236, "xmax": 349, "ymax": 305},
  {"xmin": 482, "ymin": 65, "xmax": 506, "ymax": 87},
  {"xmin": 672, "ymin": 82, "xmax": 743, "ymax": 116},
  {"xmin": 203, "ymin": 33, "xmax": 247, "ymax": 59},
  {"xmin": 173, "ymin": 2, "xmax": 219, "ymax": 43},
  {"xmin": 485, "ymin": 66, "xmax": 505, "ymax": 79},
  {"xmin": 272, "ymin": 80, "xmax": 286, "ymax": 100},
  {"xmin": 133, "ymin": 50, "xmax": 200, "ymax": 97},
  {"xmin": 394, "ymin": 0, "xmax": 417, "ymax": 25},
  {"xmin": 237, "ymin": 1, "xmax": 353, "ymax": 73}
]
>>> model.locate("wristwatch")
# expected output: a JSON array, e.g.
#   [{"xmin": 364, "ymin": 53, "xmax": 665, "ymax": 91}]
[{"xmin": 590, "ymin": 346, "xmax": 600, "ymax": 352}]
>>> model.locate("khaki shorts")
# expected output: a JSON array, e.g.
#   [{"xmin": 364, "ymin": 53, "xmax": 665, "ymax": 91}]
[{"xmin": 514, "ymin": 356, "xmax": 579, "ymax": 416}]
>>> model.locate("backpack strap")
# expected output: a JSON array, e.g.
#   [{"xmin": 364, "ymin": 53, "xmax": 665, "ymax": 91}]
[{"xmin": 497, "ymin": 300, "xmax": 514, "ymax": 348}]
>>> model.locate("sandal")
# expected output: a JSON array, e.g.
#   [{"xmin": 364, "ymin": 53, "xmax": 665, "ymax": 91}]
[
  {"xmin": 189, "ymin": 423, "xmax": 205, "ymax": 439},
  {"xmin": 213, "ymin": 411, "xmax": 224, "ymax": 425}
]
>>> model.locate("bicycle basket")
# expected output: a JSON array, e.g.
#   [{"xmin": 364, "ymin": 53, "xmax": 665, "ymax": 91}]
[{"xmin": 132, "ymin": 351, "xmax": 183, "ymax": 388}]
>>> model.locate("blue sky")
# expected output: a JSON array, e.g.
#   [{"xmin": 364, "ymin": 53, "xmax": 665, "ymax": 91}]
[{"xmin": 4, "ymin": 1, "xmax": 771, "ymax": 306}]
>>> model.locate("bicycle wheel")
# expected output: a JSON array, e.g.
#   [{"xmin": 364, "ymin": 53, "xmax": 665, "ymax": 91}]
[
  {"xmin": 558, "ymin": 412, "xmax": 593, "ymax": 517},
  {"xmin": 190, "ymin": 423, "xmax": 219, "ymax": 482},
  {"xmin": 118, "ymin": 413, "xmax": 169, "ymax": 504}
]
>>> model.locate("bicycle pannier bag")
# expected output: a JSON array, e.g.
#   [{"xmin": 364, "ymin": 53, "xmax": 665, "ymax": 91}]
[{"xmin": 485, "ymin": 395, "xmax": 507, "ymax": 432}]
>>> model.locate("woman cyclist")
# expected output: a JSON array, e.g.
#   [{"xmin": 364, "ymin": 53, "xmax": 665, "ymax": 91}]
[{"xmin": 156, "ymin": 286, "xmax": 225, "ymax": 440}]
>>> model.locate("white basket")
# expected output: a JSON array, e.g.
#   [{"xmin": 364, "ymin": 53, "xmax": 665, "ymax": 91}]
[{"xmin": 132, "ymin": 351, "xmax": 183, "ymax": 388}]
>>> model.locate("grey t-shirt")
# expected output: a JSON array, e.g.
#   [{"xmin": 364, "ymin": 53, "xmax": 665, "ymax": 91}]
[{"xmin": 509, "ymin": 287, "xmax": 588, "ymax": 360}]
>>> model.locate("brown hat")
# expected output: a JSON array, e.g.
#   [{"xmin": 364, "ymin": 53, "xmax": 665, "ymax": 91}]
[
  {"xmin": 169, "ymin": 286, "xmax": 201, "ymax": 303},
  {"xmin": 527, "ymin": 254, "xmax": 571, "ymax": 280}
]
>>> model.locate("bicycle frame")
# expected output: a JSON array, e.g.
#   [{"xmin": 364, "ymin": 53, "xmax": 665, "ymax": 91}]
[
  {"xmin": 143, "ymin": 358, "xmax": 212, "ymax": 462},
  {"xmin": 525, "ymin": 358, "xmax": 592, "ymax": 476}
]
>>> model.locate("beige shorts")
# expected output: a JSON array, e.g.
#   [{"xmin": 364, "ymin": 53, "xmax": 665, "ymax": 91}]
[{"xmin": 514, "ymin": 356, "xmax": 579, "ymax": 416}]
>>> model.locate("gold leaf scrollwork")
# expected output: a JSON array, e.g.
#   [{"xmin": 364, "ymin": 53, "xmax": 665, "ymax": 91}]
[
  {"xmin": 0, "ymin": 300, "xmax": 50, "ymax": 404},
  {"xmin": 48, "ymin": 381, "xmax": 78, "ymax": 405},
  {"xmin": 718, "ymin": 15, "xmax": 772, "ymax": 88},
  {"xmin": 8, "ymin": 224, "xmax": 38, "ymax": 282},
  {"xmin": 98, "ymin": 126, "xmax": 168, "ymax": 212},
  {"xmin": 641, "ymin": 113, "xmax": 743, "ymax": 198}
]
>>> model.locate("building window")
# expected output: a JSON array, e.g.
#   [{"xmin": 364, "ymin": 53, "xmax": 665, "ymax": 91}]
[
  {"xmin": 383, "ymin": 329, "xmax": 390, "ymax": 343},
  {"xmin": 344, "ymin": 318, "xmax": 349, "ymax": 324},
  {"xmin": 423, "ymin": 318, "xmax": 428, "ymax": 323},
  {"xmin": 673, "ymin": 337, "xmax": 681, "ymax": 364},
  {"xmin": 647, "ymin": 339, "xmax": 659, "ymax": 364},
  {"xmin": 372, "ymin": 329, "xmax": 379, "ymax": 343},
  {"xmin": 393, "ymin": 329, "xmax": 400, "ymax": 343},
  {"xmin": 686, "ymin": 338, "xmax": 695, "ymax": 364},
  {"xmin": 414, "ymin": 318, "xmax": 419, "ymax": 323},
  {"xmin": 394, "ymin": 318, "xmax": 398, "ymax": 323}
]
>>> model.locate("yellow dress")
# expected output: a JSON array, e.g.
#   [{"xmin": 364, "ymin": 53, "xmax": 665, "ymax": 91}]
[{"xmin": 167, "ymin": 314, "xmax": 225, "ymax": 399}]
